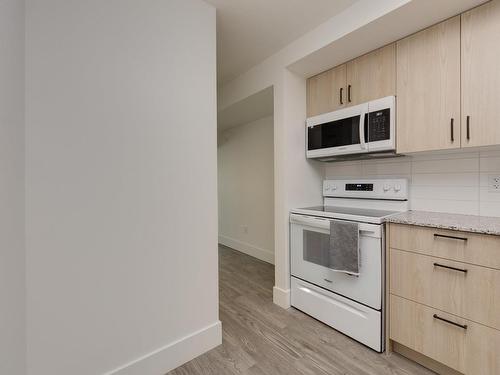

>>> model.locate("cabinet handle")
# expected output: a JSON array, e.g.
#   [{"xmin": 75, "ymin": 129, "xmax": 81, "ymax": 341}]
[
  {"xmin": 433, "ymin": 314, "xmax": 468, "ymax": 330},
  {"xmin": 347, "ymin": 84, "xmax": 352, "ymax": 102},
  {"xmin": 450, "ymin": 118, "xmax": 454, "ymax": 142},
  {"xmin": 433, "ymin": 262, "xmax": 468, "ymax": 274},
  {"xmin": 324, "ymin": 278, "xmax": 333, "ymax": 283},
  {"xmin": 340, "ymin": 88, "xmax": 343, "ymax": 105},
  {"xmin": 433, "ymin": 233, "xmax": 468, "ymax": 242},
  {"xmin": 466, "ymin": 116, "xmax": 470, "ymax": 141}
]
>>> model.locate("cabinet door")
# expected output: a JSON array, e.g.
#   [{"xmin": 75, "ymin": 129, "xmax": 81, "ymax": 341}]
[
  {"xmin": 462, "ymin": 0, "xmax": 500, "ymax": 148},
  {"xmin": 396, "ymin": 16, "xmax": 461, "ymax": 153},
  {"xmin": 306, "ymin": 64, "xmax": 346, "ymax": 117},
  {"xmin": 345, "ymin": 43, "xmax": 395, "ymax": 106}
]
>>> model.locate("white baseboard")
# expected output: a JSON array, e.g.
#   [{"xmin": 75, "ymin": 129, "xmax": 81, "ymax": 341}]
[
  {"xmin": 273, "ymin": 286, "xmax": 291, "ymax": 309},
  {"xmin": 105, "ymin": 321, "xmax": 222, "ymax": 375},
  {"xmin": 219, "ymin": 235, "xmax": 274, "ymax": 264}
]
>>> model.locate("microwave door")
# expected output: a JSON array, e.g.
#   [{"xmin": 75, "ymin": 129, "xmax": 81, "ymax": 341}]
[{"xmin": 306, "ymin": 104, "xmax": 368, "ymax": 159}]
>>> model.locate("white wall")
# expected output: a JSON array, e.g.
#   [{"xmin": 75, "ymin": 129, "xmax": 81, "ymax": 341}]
[
  {"xmin": 0, "ymin": 0, "xmax": 26, "ymax": 374},
  {"xmin": 325, "ymin": 149, "xmax": 500, "ymax": 217},
  {"xmin": 25, "ymin": 1, "xmax": 220, "ymax": 374},
  {"xmin": 218, "ymin": 116, "xmax": 275, "ymax": 264}
]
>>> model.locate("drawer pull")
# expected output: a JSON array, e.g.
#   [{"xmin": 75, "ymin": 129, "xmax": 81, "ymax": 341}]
[
  {"xmin": 433, "ymin": 263, "xmax": 468, "ymax": 274},
  {"xmin": 433, "ymin": 233, "xmax": 468, "ymax": 242},
  {"xmin": 324, "ymin": 278, "xmax": 333, "ymax": 283},
  {"xmin": 433, "ymin": 314, "xmax": 468, "ymax": 330}
]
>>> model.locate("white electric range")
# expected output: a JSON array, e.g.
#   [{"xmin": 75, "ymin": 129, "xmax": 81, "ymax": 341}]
[{"xmin": 290, "ymin": 178, "xmax": 408, "ymax": 352}]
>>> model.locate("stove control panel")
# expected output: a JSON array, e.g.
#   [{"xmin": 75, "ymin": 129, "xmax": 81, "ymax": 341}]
[{"xmin": 323, "ymin": 179, "xmax": 408, "ymax": 200}]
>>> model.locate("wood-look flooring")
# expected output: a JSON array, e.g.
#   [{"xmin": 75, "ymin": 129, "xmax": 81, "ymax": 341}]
[{"xmin": 169, "ymin": 245, "xmax": 435, "ymax": 375}]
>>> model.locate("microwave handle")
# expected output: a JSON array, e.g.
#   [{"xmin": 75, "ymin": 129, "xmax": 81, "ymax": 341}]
[{"xmin": 359, "ymin": 110, "xmax": 367, "ymax": 149}]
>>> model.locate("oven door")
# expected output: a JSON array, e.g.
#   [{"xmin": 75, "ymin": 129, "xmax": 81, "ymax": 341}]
[
  {"xmin": 306, "ymin": 103, "xmax": 368, "ymax": 159},
  {"xmin": 290, "ymin": 214, "xmax": 383, "ymax": 310}
]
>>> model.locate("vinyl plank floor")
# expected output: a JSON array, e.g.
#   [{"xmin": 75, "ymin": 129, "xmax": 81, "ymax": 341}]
[{"xmin": 168, "ymin": 245, "xmax": 435, "ymax": 375}]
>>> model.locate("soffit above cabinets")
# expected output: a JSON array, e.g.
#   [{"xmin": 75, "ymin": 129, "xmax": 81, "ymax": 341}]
[{"xmin": 289, "ymin": 0, "xmax": 488, "ymax": 79}]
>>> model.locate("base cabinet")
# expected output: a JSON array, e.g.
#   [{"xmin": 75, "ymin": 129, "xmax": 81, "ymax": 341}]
[
  {"xmin": 391, "ymin": 296, "xmax": 500, "ymax": 375},
  {"xmin": 388, "ymin": 223, "xmax": 500, "ymax": 375}
]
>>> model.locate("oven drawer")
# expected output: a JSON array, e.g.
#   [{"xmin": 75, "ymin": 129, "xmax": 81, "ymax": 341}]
[
  {"xmin": 390, "ymin": 248, "xmax": 500, "ymax": 330},
  {"xmin": 290, "ymin": 216, "xmax": 383, "ymax": 309},
  {"xmin": 390, "ymin": 295, "xmax": 500, "ymax": 375},
  {"xmin": 389, "ymin": 223, "xmax": 500, "ymax": 270},
  {"xmin": 291, "ymin": 277, "xmax": 382, "ymax": 352}
]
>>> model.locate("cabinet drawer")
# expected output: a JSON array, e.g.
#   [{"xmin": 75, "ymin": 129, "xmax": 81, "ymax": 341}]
[
  {"xmin": 390, "ymin": 249, "xmax": 500, "ymax": 330},
  {"xmin": 390, "ymin": 296, "xmax": 500, "ymax": 375},
  {"xmin": 389, "ymin": 223, "xmax": 500, "ymax": 270}
]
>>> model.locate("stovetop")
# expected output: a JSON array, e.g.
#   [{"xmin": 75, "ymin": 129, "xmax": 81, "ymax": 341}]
[
  {"xmin": 290, "ymin": 205, "xmax": 401, "ymax": 224},
  {"xmin": 298, "ymin": 206, "xmax": 399, "ymax": 218}
]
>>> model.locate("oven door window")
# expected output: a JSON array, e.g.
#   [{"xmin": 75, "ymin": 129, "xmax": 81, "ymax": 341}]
[
  {"xmin": 308, "ymin": 115, "xmax": 361, "ymax": 151},
  {"xmin": 303, "ymin": 230, "xmax": 330, "ymax": 267}
]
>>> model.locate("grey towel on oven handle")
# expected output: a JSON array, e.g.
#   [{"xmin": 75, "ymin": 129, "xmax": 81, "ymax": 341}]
[{"xmin": 329, "ymin": 219, "xmax": 360, "ymax": 276}]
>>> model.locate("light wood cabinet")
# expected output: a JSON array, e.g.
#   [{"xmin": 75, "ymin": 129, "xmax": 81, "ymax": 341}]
[
  {"xmin": 389, "ymin": 223, "xmax": 500, "ymax": 270},
  {"xmin": 461, "ymin": 0, "xmax": 500, "ymax": 148},
  {"xmin": 346, "ymin": 43, "xmax": 396, "ymax": 106},
  {"xmin": 388, "ymin": 223, "xmax": 500, "ymax": 375},
  {"xmin": 306, "ymin": 44, "xmax": 395, "ymax": 117},
  {"xmin": 391, "ymin": 296, "xmax": 500, "ymax": 375},
  {"xmin": 390, "ymin": 248, "xmax": 500, "ymax": 330},
  {"xmin": 306, "ymin": 64, "xmax": 346, "ymax": 117},
  {"xmin": 391, "ymin": 296, "xmax": 467, "ymax": 373},
  {"xmin": 396, "ymin": 16, "xmax": 461, "ymax": 153}
]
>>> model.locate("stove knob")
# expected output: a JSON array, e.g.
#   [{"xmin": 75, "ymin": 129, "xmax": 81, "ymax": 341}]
[
  {"xmin": 331, "ymin": 185, "xmax": 337, "ymax": 191},
  {"xmin": 394, "ymin": 184, "xmax": 402, "ymax": 192},
  {"xmin": 383, "ymin": 184, "xmax": 391, "ymax": 192}
]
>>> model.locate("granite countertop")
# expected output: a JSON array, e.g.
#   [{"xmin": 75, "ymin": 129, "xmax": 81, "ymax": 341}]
[{"xmin": 385, "ymin": 210, "xmax": 500, "ymax": 236}]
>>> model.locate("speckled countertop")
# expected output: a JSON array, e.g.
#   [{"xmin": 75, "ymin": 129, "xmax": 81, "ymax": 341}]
[{"xmin": 385, "ymin": 210, "xmax": 500, "ymax": 236}]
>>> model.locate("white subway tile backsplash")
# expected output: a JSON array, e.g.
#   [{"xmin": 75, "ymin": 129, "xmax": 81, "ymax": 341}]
[
  {"xmin": 410, "ymin": 185, "xmax": 478, "ymax": 201},
  {"xmin": 323, "ymin": 149, "xmax": 500, "ymax": 217},
  {"xmin": 411, "ymin": 173, "xmax": 478, "ymax": 187},
  {"xmin": 480, "ymin": 156, "xmax": 500, "ymax": 172},
  {"xmin": 411, "ymin": 198, "xmax": 479, "ymax": 215},
  {"xmin": 410, "ymin": 150, "xmax": 479, "ymax": 161},
  {"xmin": 412, "ymin": 158, "xmax": 478, "ymax": 174},
  {"xmin": 480, "ymin": 201, "xmax": 500, "ymax": 217},
  {"xmin": 480, "ymin": 187, "xmax": 500, "ymax": 202},
  {"xmin": 324, "ymin": 162, "xmax": 362, "ymax": 178},
  {"xmin": 361, "ymin": 160, "xmax": 411, "ymax": 176}
]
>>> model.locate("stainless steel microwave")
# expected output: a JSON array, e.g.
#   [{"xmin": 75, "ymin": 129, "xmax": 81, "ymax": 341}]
[{"xmin": 306, "ymin": 96, "xmax": 396, "ymax": 160}]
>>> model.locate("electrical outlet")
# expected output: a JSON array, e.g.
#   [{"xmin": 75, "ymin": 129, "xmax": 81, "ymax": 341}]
[{"xmin": 489, "ymin": 175, "xmax": 500, "ymax": 192}]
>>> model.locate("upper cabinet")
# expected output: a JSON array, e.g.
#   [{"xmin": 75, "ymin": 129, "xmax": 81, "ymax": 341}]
[
  {"xmin": 346, "ymin": 44, "xmax": 396, "ymax": 106},
  {"xmin": 306, "ymin": 44, "xmax": 396, "ymax": 117},
  {"xmin": 461, "ymin": 0, "xmax": 500, "ymax": 148},
  {"xmin": 396, "ymin": 16, "xmax": 461, "ymax": 153},
  {"xmin": 307, "ymin": 64, "xmax": 346, "ymax": 118}
]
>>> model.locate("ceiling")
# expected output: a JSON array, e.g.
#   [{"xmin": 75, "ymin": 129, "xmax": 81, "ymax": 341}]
[{"xmin": 205, "ymin": 0, "xmax": 357, "ymax": 84}]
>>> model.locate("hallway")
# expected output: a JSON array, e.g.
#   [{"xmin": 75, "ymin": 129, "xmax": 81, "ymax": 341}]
[{"xmin": 169, "ymin": 246, "xmax": 433, "ymax": 375}]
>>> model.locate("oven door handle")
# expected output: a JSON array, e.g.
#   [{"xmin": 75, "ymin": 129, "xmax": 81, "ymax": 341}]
[{"xmin": 290, "ymin": 214, "xmax": 330, "ymax": 229}]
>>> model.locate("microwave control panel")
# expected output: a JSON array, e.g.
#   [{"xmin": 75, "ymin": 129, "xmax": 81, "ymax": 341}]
[{"xmin": 365, "ymin": 108, "xmax": 390, "ymax": 142}]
